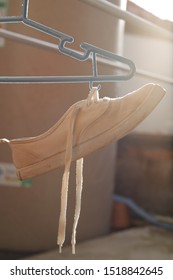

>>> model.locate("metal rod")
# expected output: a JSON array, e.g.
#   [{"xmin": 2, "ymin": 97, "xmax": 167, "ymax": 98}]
[
  {"xmin": 0, "ymin": 29, "xmax": 59, "ymax": 51},
  {"xmin": 80, "ymin": 0, "xmax": 173, "ymax": 41}
]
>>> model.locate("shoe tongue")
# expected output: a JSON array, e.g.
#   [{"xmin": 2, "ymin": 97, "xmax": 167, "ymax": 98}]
[{"xmin": 88, "ymin": 87, "xmax": 100, "ymax": 105}]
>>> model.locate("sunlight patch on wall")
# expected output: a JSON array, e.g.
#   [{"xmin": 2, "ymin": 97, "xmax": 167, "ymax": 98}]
[{"xmin": 130, "ymin": 0, "xmax": 173, "ymax": 22}]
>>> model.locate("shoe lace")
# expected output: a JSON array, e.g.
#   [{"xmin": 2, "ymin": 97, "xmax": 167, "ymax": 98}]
[{"xmin": 57, "ymin": 87, "xmax": 99, "ymax": 254}]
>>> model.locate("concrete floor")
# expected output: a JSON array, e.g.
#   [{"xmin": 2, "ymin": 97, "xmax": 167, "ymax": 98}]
[{"xmin": 25, "ymin": 226, "xmax": 173, "ymax": 260}]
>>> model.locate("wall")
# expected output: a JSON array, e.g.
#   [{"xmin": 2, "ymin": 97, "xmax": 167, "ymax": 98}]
[
  {"xmin": 122, "ymin": 12, "xmax": 173, "ymax": 135},
  {"xmin": 114, "ymin": 3, "xmax": 173, "ymax": 216}
]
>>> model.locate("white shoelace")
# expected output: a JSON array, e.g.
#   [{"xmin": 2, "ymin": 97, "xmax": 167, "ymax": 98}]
[{"xmin": 57, "ymin": 87, "xmax": 99, "ymax": 254}]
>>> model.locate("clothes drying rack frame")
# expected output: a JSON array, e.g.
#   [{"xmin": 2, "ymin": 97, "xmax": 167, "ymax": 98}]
[{"xmin": 0, "ymin": 0, "xmax": 136, "ymax": 85}]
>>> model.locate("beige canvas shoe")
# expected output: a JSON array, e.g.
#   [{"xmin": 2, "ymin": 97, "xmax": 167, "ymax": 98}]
[
  {"xmin": 0, "ymin": 83, "xmax": 165, "ymax": 253},
  {"xmin": 0, "ymin": 83, "xmax": 165, "ymax": 180}
]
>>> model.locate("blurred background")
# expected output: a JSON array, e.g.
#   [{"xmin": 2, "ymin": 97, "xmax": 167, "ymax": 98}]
[{"xmin": 0, "ymin": 0, "xmax": 172, "ymax": 259}]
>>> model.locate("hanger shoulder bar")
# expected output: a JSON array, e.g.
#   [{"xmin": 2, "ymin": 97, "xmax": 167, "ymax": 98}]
[
  {"xmin": 0, "ymin": 16, "xmax": 23, "ymax": 23},
  {"xmin": 0, "ymin": 73, "xmax": 134, "ymax": 84}
]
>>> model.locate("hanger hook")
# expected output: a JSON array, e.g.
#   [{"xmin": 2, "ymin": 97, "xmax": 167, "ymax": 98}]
[
  {"xmin": 89, "ymin": 81, "xmax": 93, "ymax": 89},
  {"xmin": 89, "ymin": 82, "xmax": 101, "ymax": 91}
]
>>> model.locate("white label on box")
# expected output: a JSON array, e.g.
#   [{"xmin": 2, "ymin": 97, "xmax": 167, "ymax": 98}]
[{"xmin": 0, "ymin": 162, "xmax": 32, "ymax": 187}]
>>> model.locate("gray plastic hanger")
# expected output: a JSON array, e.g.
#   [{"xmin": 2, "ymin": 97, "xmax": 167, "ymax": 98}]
[{"xmin": 0, "ymin": 0, "xmax": 136, "ymax": 84}]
